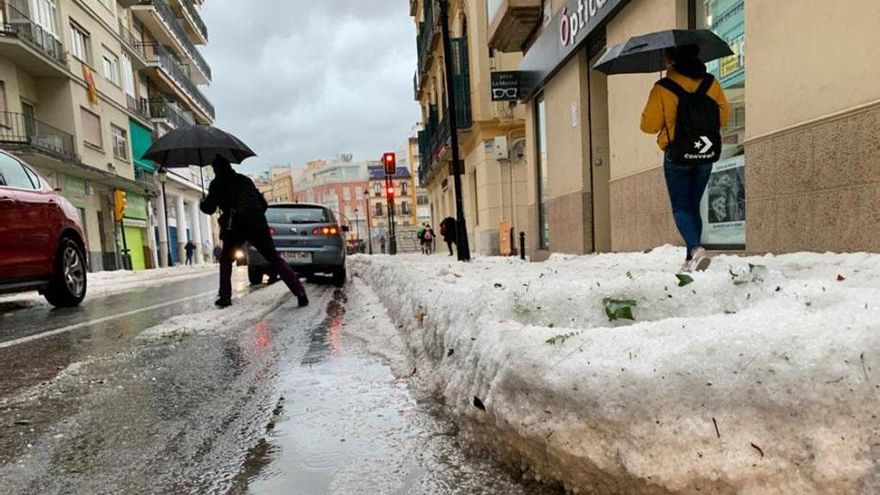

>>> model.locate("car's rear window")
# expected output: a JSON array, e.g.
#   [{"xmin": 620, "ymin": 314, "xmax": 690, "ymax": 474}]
[{"xmin": 267, "ymin": 207, "xmax": 330, "ymax": 224}]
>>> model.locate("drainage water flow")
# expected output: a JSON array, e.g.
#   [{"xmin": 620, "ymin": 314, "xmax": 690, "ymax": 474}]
[{"xmin": 234, "ymin": 290, "xmax": 559, "ymax": 495}]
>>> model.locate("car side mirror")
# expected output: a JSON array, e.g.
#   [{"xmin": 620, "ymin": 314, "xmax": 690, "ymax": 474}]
[{"xmin": 341, "ymin": 225, "xmax": 350, "ymax": 232}]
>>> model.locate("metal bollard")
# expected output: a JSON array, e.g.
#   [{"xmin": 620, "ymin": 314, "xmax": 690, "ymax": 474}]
[{"xmin": 519, "ymin": 232, "xmax": 526, "ymax": 261}]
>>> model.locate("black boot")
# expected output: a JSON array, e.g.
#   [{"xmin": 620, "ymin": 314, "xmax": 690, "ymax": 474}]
[
  {"xmin": 215, "ymin": 297, "xmax": 232, "ymax": 308},
  {"xmin": 297, "ymin": 293, "xmax": 309, "ymax": 307}
]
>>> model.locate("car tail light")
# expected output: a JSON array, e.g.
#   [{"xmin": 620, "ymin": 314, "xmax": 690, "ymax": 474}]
[
  {"xmin": 312, "ymin": 226, "xmax": 339, "ymax": 235},
  {"xmin": 269, "ymin": 227, "xmax": 276, "ymax": 236}
]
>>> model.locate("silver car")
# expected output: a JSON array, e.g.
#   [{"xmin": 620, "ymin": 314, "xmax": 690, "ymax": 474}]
[{"xmin": 247, "ymin": 203, "xmax": 348, "ymax": 287}]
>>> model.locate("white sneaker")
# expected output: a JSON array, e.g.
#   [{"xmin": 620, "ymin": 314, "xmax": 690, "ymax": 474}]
[
  {"xmin": 680, "ymin": 259, "xmax": 695, "ymax": 273},
  {"xmin": 691, "ymin": 247, "xmax": 712, "ymax": 272}
]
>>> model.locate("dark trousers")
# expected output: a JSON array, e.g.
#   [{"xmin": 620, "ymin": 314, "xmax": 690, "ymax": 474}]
[
  {"xmin": 219, "ymin": 225, "xmax": 305, "ymax": 300},
  {"xmin": 663, "ymin": 154, "xmax": 713, "ymax": 258},
  {"xmin": 445, "ymin": 240, "xmax": 455, "ymax": 256},
  {"xmin": 185, "ymin": 253, "xmax": 194, "ymax": 265}
]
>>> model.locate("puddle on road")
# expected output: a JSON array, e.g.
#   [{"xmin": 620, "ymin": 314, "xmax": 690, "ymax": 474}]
[{"xmin": 234, "ymin": 290, "xmax": 559, "ymax": 495}]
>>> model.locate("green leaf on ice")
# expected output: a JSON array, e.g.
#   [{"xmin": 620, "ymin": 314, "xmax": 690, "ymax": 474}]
[
  {"xmin": 676, "ymin": 274, "xmax": 694, "ymax": 287},
  {"xmin": 603, "ymin": 298, "xmax": 637, "ymax": 321}
]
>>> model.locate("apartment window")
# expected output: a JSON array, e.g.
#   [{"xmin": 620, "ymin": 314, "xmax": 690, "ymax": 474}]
[
  {"xmin": 401, "ymin": 202, "xmax": 410, "ymax": 215},
  {"xmin": 69, "ymin": 21, "xmax": 91, "ymax": 64},
  {"xmin": 121, "ymin": 53, "xmax": 135, "ymax": 97},
  {"xmin": 81, "ymin": 107, "xmax": 101, "ymax": 148},
  {"xmin": 373, "ymin": 181, "xmax": 382, "ymax": 197},
  {"xmin": 401, "ymin": 181, "xmax": 409, "ymax": 196},
  {"xmin": 111, "ymin": 125, "xmax": 128, "ymax": 160},
  {"xmin": 102, "ymin": 50, "xmax": 120, "ymax": 86},
  {"xmin": 536, "ymin": 96, "xmax": 549, "ymax": 249},
  {"xmin": 417, "ymin": 193, "xmax": 429, "ymax": 206},
  {"xmin": 30, "ymin": 0, "xmax": 59, "ymax": 38},
  {"xmin": 374, "ymin": 202, "xmax": 383, "ymax": 217}
]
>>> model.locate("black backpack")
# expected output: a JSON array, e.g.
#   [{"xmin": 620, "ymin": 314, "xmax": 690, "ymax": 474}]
[{"xmin": 657, "ymin": 75, "xmax": 721, "ymax": 165}]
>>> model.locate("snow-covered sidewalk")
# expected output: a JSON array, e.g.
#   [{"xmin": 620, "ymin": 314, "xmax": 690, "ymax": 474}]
[
  {"xmin": 0, "ymin": 264, "xmax": 217, "ymax": 306},
  {"xmin": 349, "ymin": 247, "xmax": 880, "ymax": 495}
]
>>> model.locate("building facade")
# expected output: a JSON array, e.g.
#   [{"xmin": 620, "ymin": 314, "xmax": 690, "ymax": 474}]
[
  {"xmin": 502, "ymin": 0, "xmax": 879, "ymax": 258},
  {"xmin": 270, "ymin": 165, "xmax": 294, "ymax": 203},
  {"xmin": 0, "ymin": 0, "xmax": 215, "ymax": 270},
  {"xmin": 292, "ymin": 155, "xmax": 369, "ymax": 243},
  {"xmin": 411, "ymin": 0, "xmax": 530, "ymax": 256}
]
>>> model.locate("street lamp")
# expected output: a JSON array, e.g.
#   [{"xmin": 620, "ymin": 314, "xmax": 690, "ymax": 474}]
[
  {"xmin": 439, "ymin": 0, "xmax": 471, "ymax": 261},
  {"xmin": 157, "ymin": 167, "xmax": 174, "ymax": 267},
  {"xmin": 354, "ymin": 208, "xmax": 361, "ymax": 253},
  {"xmin": 363, "ymin": 189, "xmax": 373, "ymax": 255}
]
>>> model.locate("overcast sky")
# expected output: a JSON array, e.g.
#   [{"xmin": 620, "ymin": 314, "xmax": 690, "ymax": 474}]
[{"xmin": 200, "ymin": 1, "xmax": 421, "ymax": 174}]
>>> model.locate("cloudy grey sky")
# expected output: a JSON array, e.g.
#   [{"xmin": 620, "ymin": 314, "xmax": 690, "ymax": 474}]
[{"xmin": 200, "ymin": 1, "xmax": 421, "ymax": 174}]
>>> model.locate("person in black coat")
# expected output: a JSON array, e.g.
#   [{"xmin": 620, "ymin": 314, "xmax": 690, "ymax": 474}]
[
  {"xmin": 200, "ymin": 157, "xmax": 308, "ymax": 308},
  {"xmin": 440, "ymin": 216, "xmax": 457, "ymax": 256},
  {"xmin": 184, "ymin": 241, "xmax": 196, "ymax": 265}
]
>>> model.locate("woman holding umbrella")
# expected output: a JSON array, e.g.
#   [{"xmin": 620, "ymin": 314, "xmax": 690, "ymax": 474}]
[
  {"xmin": 640, "ymin": 45, "xmax": 729, "ymax": 273},
  {"xmin": 594, "ymin": 30, "xmax": 733, "ymax": 273},
  {"xmin": 143, "ymin": 125, "xmax": 308, "ymax": 308}
]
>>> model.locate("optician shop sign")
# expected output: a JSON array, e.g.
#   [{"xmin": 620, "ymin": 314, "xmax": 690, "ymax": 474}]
[{"xmin": 519, "ymin": 0, "xmax": 628, "ymax": 98}]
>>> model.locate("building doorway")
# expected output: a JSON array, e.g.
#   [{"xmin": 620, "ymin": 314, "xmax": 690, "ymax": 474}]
[{"xmin": 587, "ymin": 51, "xmax": 611, "ymax": 252}]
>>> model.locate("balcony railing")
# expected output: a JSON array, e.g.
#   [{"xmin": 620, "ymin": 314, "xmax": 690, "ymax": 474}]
[
  {"xmin": 127, "ymin": 94, "xmax": 150, "ymax": 120},
  {"xmin": 177, "ymin": 0, "xmax": 208, "ymax": 42},
  {"xmin": 0, "ymin": 111, "xmax": 77, "ymax": 162},
  {"xmin": 139, "ymin": 42, "xmax": 215, "ymax": 120},
  {"xmin": 149, "ymin": 97, "xmax": 195, "ymax": 128},
  {"xmin": 0, "ymin": 1, "xmax": 66, "ymax": 68},
  {"xmin": 138, "ymin": 0, "xmax": 211, "ymax": 80},
  {"xmin": 416, "ymin": 0, "xmax": 437, "ymax": 78},
  {"xmin": 118, "ymin": 18, "xmax": 145, "ymax": 58},
  {"xmin": 135, "ymin": 167, "xmax": 158, "ymax": 189}
]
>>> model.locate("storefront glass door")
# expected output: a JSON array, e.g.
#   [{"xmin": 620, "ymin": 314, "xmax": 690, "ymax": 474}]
[{"xmin": 695, "ymin": 0, "xmax": 746, "ymax": 249}]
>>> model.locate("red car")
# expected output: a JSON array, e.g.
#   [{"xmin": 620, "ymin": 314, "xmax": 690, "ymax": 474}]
[{"xmin": 0, "ymin": 150, "xmax": 88, "ymax": 307}]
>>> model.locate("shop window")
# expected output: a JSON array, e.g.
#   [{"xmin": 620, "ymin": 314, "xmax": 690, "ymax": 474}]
[
  {"xmin": 694, "ymin": 0, "xmax": 746, "ymax": 249},
  {"xmin": 535, "ymin": 96, "xmax": 549, "ymax": 249}
]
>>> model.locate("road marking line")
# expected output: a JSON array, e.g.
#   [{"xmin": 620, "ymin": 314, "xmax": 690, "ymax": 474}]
[{"xmin": 0, "ymin": 291, "xmax": 216, "ymax": 350}]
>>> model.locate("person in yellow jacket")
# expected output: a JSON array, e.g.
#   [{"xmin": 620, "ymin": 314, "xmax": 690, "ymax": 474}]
[{"xmin": 641, "ymin": 45, "xmax": 729, "ymax": 272}]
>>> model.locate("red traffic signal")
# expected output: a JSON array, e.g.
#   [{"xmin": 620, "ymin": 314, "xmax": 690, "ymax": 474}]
[
  {"xmin": 382, "ymin": 152, "xmax": 396, "ymax": 175},
  {"xmin": 386, "ymin": 185, "xmax": 395, "ymax": 197}
]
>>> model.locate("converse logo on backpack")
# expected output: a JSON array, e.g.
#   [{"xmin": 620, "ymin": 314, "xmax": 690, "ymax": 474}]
[{"xmin": 657, "ymin": 74, "xmax": 722, "ymax": 166}]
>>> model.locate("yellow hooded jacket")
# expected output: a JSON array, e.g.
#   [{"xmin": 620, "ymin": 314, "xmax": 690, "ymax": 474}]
[{"xmin": 640, "ymin": 67, "xmax": 730, "ymax": 151}]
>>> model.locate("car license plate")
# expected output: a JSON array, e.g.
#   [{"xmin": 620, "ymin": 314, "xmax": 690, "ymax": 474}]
[{"xmin": 283, "ymin": 252, "xmax": 312, "ymax": 264}]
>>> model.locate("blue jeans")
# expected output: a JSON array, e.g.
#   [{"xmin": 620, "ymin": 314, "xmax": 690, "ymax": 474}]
[{"xmin": 663, "ymin": 154, "xmax": 712, "ymax": 259}]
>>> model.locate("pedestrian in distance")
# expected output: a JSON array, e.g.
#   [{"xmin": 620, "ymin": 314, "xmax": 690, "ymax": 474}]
[
  {"xmin": 640, "ymin": 44, "xmax": 729, "ymax": 273},
  {"xmin": 200, "ymin": 157, "xmax": 308, "ymax": 308},
  {"xmin": 440, "ymin": 216, "xmax": 457, "ymax": 257},
  {"xmin": 421, "ymin": 224, "xmax": 435, "ymax": 255},
  {"xmin": 184, "ymin": 241, "xmax": 196, "ymax": 265}
]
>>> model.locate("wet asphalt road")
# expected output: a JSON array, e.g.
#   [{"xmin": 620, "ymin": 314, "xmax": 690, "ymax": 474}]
[{"xmin": 0, "ymin": 270, "xmax": 558, "ymax": 494}]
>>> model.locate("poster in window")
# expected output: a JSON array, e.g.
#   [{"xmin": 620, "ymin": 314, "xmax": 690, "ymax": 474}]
[{"xmin": 700, "ymin": 155, "xmax": 745, "ymax": 247}]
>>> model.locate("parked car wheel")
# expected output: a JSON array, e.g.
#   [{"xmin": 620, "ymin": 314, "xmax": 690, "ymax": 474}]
[
  {"xmin": 331, "ymin": 266, "xmax": 346, "ymax": 288},
  {"xmin": 248, "ymin": 266, "xmax": 264, "ymax": 285},
  {"xmin": 44, "ymin": 238, "xmax": 87, "ymax": 308}
]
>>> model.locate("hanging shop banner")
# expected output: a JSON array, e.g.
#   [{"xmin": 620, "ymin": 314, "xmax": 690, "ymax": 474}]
[
  {"xmin": 490, "ymin": 71, "xmax": 521, "ymax": 101},
  {"xmin": 700, "ymin": 155, "xmax": 745, "ymax": 247}
]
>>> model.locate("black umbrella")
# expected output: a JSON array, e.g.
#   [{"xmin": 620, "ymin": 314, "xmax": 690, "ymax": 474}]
[
  {"xmin": 142, "ymin": 124, "xmax": 256, "ymax": 191},
  {"xmin": 593, "ymin": 29, "xmax": 733, "ymax": 75}
]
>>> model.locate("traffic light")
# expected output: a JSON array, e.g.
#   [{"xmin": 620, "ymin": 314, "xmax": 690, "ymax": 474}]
[
  {"xmin": 113, "ymin": 190, "xmax": 127, "ymax": 222},
  {"xmin": 386, "ymin": 185, "xmax": 395, "ymax": 198},
  {"xmin": 382, "ymin": 152, "xmax": 396, "ymax": 175}
]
